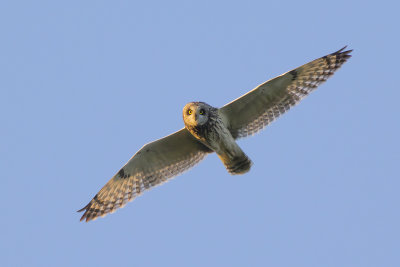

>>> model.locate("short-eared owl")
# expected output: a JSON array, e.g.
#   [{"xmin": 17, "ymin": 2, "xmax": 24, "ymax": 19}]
[{"xmin": 78, "ymin": 47, "xmax": 352, "ymax": 222}]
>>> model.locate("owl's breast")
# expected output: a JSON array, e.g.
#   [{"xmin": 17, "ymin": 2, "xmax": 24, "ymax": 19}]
[
  {"xmin": 185, "ymin": 123, "xmax": 209, "ymax": 143},
  {"xmin": 186, "ymin": 115, "xmax": 233, "ymax": 154}
]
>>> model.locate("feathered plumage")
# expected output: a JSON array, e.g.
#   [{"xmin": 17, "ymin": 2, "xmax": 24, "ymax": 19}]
[{"xmin": 79, "ymin": 47, "xmax": 352, "ymax": 222}]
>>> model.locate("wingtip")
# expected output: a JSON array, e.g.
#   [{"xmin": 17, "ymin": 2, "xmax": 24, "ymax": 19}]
[
  {"xmin": 338, "ymin": 45, "xmax": 347, "ymax": 52},
  {"xmin": 79, "ymin": 212, "xmax": 92, "ymax": 222},
  {"xmin": 77, "ymin": 203, "xmax": 91, "ymax": 222},
  {"xmin": 77, "ymin": 203, "xmax": 89, "ymax": 213},
  {"xmin": 335, "ymin": 46, "xmax": 353, "ymax": 55}
]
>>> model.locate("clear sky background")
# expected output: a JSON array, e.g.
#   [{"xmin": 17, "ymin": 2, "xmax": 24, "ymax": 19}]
[{"xmin": 1, "ymin": 1, "xmax": 399, "ymax": 266}]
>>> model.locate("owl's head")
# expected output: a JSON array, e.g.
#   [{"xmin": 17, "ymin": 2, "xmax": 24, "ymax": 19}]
[{"xmin": 183, "ymin": 102, "xmax": 213, "ymax": 127}]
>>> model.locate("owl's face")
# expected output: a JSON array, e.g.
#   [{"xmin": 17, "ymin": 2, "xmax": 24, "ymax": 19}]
[{"xmin": 183, "ymin": 102, "xmax": 211, "ymax": 127}]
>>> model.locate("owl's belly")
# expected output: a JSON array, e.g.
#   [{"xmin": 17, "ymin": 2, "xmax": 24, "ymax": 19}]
[
  {"xmin": 202, "ymin": 124, "xmax": 252, "ymax": 174},
  {"xmin": 189, "ymin": 122, "xmax": 237, "ymax": 158},
  {"xmin": 186, "ymin": 117, "xmax": 252, "ymax": 174}
]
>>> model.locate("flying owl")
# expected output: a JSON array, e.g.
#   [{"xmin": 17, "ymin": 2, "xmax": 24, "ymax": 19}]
[{"xmin": 78, "ymin": 47, "xmax": 352, "ymax": 222}]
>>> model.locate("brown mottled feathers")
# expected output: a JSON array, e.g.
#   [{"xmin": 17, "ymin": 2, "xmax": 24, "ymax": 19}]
[
  {"xmin": 78, "ymin": 129, "xmax": 211, "ymax": 222},
  {"xmin": 220, "ymin": 46, "xmax": 352, "ymax": 139}
]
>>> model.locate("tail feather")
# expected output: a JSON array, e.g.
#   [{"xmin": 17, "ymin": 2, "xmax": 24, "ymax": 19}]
[{"xmin": 222, "ymin": 153, "xmax": 252, "ymax": 175}]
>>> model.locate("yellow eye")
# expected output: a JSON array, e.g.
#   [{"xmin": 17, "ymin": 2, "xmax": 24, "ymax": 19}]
[
  {"xmin": 199, "ymin": 109, "xmax": 205, "ymax": 115},
  {"xmin": 188, "ymin": 109, "xmax": 192, "ymax": 115}
]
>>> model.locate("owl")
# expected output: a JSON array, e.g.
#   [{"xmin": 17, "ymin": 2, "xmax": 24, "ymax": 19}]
[{"xmin": 78, "ymin": 47, "xmax": 352, "ymax": 222}]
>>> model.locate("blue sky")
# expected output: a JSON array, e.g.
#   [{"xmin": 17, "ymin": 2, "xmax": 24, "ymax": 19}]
[{"xmin": 1, "ymin": 1, "xmax": 399, "ymax": 266}]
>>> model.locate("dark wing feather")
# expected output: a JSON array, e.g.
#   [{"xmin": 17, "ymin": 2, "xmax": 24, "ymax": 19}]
[
  {"xmin": 78, "ymin": 128, "xmax": 211, "ymax": 222},
  {"xmin": 219, "ymin": 47, "xmax": 352, "ymax": 139}
]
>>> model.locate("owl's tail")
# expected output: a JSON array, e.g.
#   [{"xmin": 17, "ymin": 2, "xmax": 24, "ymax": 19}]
[{"xmin": 218, "ymin": 150, "xmax": 252, "ymax": 175}]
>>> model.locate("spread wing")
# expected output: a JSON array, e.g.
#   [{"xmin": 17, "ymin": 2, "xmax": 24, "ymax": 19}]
[
  {"xmin": 78, "ymin": 128, "xmax": 211, "ymax": 222},
  {"xmin": 219, "ymin": 47, "xmax": 352, "ymax": 139}
]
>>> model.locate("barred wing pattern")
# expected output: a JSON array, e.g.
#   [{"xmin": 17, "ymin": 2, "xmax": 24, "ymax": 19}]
[
  {"xmin": 78, "ymin": 128, "xmax": 211, "ymax": 222},
  {"xmin": 220, "ymin": 47, "xmax": 352, "ymax": 139}
]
